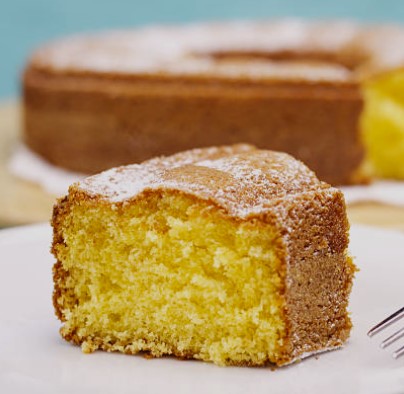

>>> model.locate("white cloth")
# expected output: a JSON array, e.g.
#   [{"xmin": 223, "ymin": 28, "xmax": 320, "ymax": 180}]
[
  {"xmin": 8, "ymin": 144, "xmax": 86, "ymax": 196},
  {"xmin": 8, "ymin": 144, "xmax": 404, "ymax": 206}
]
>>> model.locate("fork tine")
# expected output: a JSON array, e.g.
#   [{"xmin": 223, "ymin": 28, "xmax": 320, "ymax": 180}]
[
  {"xmin": 393, "ymin": 344, "xmax": 404, "ymax": 359},
  {"xmin": 367, "ymin": 306, "xmax": 404, "ymax": 337},
  {"xmin": 380, "ymin": 327, "xmax": 404, "ymax": 348}
]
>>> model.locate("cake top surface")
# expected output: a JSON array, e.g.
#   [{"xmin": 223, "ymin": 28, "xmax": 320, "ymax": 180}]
[
  {"xmin": 75, "ymin": 144, "xmax": 334, "ymax": 219},
  {"xmin": 29, "ymin": 20, "xmax": 404, "ymax": 83}
]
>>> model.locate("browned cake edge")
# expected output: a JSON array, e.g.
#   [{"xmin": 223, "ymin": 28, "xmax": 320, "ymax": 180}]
[
  {"xmin": 24, "ymin": 68, "xmax": 365, "ymax": 185},
  {"xmin": 278, "ymin": 187, "xmax": 355, "ymax": 365}
]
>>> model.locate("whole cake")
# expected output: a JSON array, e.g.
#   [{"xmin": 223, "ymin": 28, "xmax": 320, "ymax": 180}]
[
  {"xmin": 52, "ymin": 144, "xmax": 356, "ymax": 366},
  {"xmin": 24, "ymin": 20, "xmax": 404, "ymax": 184}
]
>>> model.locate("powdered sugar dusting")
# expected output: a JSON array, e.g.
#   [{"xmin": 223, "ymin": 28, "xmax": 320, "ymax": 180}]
[
  {"xmin": 280, "ymin": 343, "xmax": 344, "ymax": 367},
  {"xmin": 76, "ymin": 144, "xmax": 335, "ymax": 219},
  {"xmin": 30, "ymin": 20, "xmax": 404, "ymax": 82}
]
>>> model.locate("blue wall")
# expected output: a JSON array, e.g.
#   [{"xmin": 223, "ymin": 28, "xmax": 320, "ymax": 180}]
[{"xmin": 2, "ymin": 0, "xmax": 404, "ymax": 98}]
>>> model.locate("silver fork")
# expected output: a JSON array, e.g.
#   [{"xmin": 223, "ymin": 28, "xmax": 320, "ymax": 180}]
[{"xmin": 368, "ymin": 306, "xmax": 404, "ymax": 359}]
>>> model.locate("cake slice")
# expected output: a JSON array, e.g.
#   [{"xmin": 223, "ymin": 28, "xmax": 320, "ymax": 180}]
[{"xmin": 51, "ymin": 144, "xmax": 356, "ymax": 366}]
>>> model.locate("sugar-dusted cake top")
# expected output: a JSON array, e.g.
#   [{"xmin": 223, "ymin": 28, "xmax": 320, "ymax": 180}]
[
  {"xmin": 29, "ymin": 20, "xmax": 404, "ymax": 82},
  {"xmin": 75, "ymin": 144, "xmax": 335, "ymax": 219}
]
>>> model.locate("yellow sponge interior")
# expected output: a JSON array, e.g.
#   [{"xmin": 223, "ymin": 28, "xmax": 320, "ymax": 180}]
[
  {"xmin": 361, "ymin": 70, "xmax": 404, "ymax": 178},
  {"xmin": 54, "ymin": 192, "xmax": 286, "ymax": 366}
]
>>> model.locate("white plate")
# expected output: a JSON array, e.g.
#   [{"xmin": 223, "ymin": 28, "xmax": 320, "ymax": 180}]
[{"xmin": 1, "ymin": 224, "xmax": 404, "ymax": 394}]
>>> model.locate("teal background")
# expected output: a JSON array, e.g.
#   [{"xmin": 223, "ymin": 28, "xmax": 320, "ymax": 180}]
[{"xmin": 2, "ymin": 0, "xmax": 404, "ymax": 98}]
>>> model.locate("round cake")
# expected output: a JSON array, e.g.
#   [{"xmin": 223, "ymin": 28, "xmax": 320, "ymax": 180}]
[{"xmin": 23, "ymin": 20, "xmax": 404, "ymax": 184}]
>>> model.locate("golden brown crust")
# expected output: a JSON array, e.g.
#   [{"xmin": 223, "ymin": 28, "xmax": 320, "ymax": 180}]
[
  {"xmin": 51, "ymin": 196, "xmax": 73, "ymax": 322},
  {"xmin": 278, "ymin": 190, "xmax": 355, "ymax": 363},
  {"xmin": 73, "ymin": 144, "xmax": 331, "ymax": 219},
  {"xmin": 23, "ymin": 65, "xmax": 365, "ymax": 184}
]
